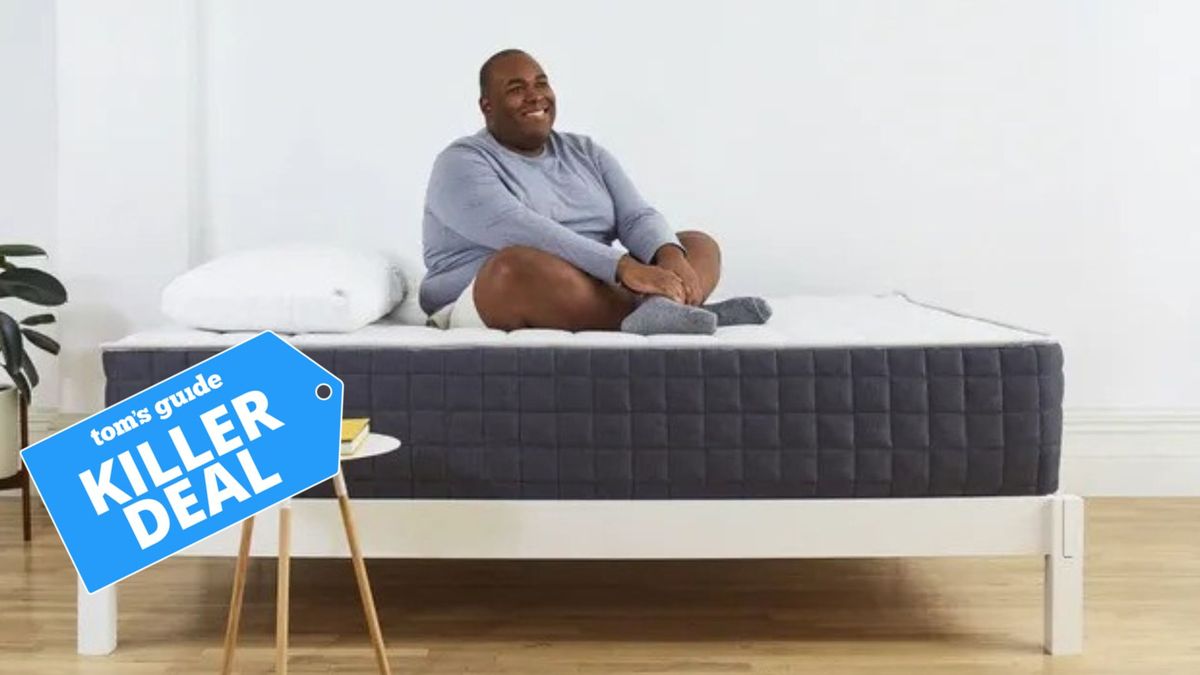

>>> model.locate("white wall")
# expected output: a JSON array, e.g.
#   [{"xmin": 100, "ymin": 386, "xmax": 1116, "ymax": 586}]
[
  {"xmin": 32, "ymin": 1, "xmax": 1200, "ymax": 421},
  {"xmin": 203, "ymin": 0, "xmax": 1199, "ymax": 411},
  {"xmin": 54, "ymin": 0, "xmax": 197, "ymax": 412},
  {"xmin": 0, "ymin": 0, "xmax": 58, "ymax": 408},
  {"xmin": 0, "ymin": 0, "xmax": 55, "ymax": 242}
]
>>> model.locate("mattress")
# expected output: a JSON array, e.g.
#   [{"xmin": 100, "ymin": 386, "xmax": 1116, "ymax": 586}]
[{"xmin": 103, "ymin": 293, "xmax": 1064, "ymax": 499}]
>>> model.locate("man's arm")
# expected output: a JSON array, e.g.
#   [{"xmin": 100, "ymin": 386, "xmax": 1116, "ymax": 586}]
[
  {"xmin": 427, "ymin": 146, "xmax": 626, "ymax": 283},
  {"xmin": 593, "ymin": 143, "xmax": 706, "ymax": 303},
  {"xmin": 592, "ymin": 143, "xmax": 683, "ymax": 264}
]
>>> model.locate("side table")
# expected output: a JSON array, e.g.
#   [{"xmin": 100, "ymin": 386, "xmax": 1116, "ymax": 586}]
[{"xmin": 220, "ymin": 433, "xmax": 401, "ymax": 674}]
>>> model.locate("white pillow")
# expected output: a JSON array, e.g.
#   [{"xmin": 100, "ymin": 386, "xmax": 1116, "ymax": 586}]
[
  {"xmin": 162, "ymin": 246, "xmax": 407, "ymax": 333},
  {"xmin": 386, "ymin": 268, "xmax": 430, "ymax": 326}
]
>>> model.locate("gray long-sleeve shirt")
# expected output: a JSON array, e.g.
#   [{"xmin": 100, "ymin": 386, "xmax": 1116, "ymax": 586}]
[{"xmin": 419, "ymin": 129, "xmax": 681, "ymax": 314}]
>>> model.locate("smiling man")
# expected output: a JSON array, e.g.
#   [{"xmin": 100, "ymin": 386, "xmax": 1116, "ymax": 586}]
[{"xmin": 420, "ymin": 49, "xmax": 771, "ymax": 333}]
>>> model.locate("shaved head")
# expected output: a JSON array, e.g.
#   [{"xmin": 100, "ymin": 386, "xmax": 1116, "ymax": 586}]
[
  {"xmin": 479, "ymin": 48, "xmax": 529, "ymax": 96},
  {"xmin": 477, "ymin": 49, "xmax": 556, "ymax": 155}
]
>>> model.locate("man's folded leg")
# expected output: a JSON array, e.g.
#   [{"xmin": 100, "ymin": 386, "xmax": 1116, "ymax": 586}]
[
  {"xmin": 470, "ymin": 246, "xmax": 715, "ymax": 335},
  {"xmin": 471, "ymin": 246, "xmax": 633, "ymax": 331}
]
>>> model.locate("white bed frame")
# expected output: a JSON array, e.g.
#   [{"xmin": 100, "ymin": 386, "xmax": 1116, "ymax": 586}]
[{"xmin": 77, "ymin": 494, "xmax": 1084, "ymax": 656}]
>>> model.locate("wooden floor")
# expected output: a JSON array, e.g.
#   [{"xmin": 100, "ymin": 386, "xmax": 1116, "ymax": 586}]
[{"xmin": 1, "ymin": 498, "xmax": 1197, "ymax": 674}]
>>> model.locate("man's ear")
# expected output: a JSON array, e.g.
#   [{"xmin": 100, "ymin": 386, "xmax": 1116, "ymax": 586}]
[{"xmin": 479, "ymin": 97, "xmax": 491, "ymax": 114}]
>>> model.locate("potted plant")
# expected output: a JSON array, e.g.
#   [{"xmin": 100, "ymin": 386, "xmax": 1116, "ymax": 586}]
[{"xmin": 0, "ymin": 244, "xmax": 67, "ymax": 541}]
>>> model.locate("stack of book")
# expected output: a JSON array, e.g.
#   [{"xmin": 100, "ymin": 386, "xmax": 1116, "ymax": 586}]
[{"xmin": 340, "ymin": 418, "xmax": 370, "ymax": 457}]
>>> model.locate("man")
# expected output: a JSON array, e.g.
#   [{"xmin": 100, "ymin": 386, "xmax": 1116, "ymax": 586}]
[{"xmin": 420, "ymin": 49, "xmax": 770, "ymax": 334}]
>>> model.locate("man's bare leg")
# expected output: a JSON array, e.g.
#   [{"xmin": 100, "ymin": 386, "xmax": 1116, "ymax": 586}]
[
  {"xmin": 674, "ymin": 230, "xmax": 722, "ymax": 301},
  {"xmin": 473, "ymin": 231, "xmax": 724, "ymax": 331},
  {"xmin": 473, "ymin": 246, "xmax": 634, "ymax": 330},
  {"xmin": 677, "ymin": 229, "xmax": 772, "ymax": 326}
]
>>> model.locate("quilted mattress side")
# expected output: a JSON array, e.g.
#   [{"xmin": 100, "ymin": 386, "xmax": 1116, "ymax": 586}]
[{"xmin": 102, "ymin": 343, "xmax": 1064, "ymax": 499}]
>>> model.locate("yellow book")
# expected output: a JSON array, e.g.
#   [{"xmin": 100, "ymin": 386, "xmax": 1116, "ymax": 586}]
[{"xmin": 340, "ymin": 418, "xmax": 370, "ymax": 456}]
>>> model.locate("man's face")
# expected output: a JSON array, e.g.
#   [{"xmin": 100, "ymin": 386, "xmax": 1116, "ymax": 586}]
[{"xmin": 481, "ymin": 53, "xmax": 556, "ymax": 153}]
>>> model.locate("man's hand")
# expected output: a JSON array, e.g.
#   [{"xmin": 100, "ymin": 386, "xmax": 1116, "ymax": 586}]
[
  {"xmin": 617, "ymin": 255, "xmax": 686, "ymax": 304},
  {"xmin": 653, "ymin": 245, "xmax": 702, "ymax": 306}
]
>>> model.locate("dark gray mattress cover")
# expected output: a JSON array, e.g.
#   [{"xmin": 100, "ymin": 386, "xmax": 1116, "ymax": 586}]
[{"xmin": 103, "ymin": 343, "xmax": 1063, "ymax": 499}]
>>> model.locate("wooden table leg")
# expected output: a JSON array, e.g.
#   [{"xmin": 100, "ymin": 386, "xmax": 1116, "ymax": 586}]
[
  {"xmin": 220, "ymin": 517, "xmax": 255, "ymax": 675},
  {"xmin": 333, "ymin": 471, "xmax": 391, "ymax": 675},
  {"xmin": 276, "ymin": 502, "xmax": 291, "ymax": 674}
]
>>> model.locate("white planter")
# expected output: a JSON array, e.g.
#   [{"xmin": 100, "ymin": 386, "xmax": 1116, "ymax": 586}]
[{"xmin": 0, "ymin": 386, "xmax": 20, "ymax": 479}]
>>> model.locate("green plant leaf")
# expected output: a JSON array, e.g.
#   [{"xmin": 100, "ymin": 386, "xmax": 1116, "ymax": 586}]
[
  {"xmin": 22, "ymin": 353, "xmax": 39, "ymax": 389},
  {"xmin": 0, "ymin": 244, "xmax": 47, "ymax": 257},
  {"xmin": 10, "ymin": 370, "xmax": 30, "ymax": 402},
  {"xmin": 21, "ymin": 328, "xmax": 60, "ymax": 356},
  {"xmin": 0, "ymin": 267, "xmax": 68, "ymax": 306},
  {"xmin": 0, "ymin": 312, "xmax": 23, "ymax": 373},
  {"xmin": 20, "ymin": 313, "xmax": 56, "ymax": 326}
]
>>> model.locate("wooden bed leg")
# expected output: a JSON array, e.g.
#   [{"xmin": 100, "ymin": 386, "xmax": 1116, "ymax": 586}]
[
  {"xmin": 1044, "ymin": 494, "xmax": 1084, "ymax": 655},
  {"xmin": 77, "ymin": 577, "xmax": 117, "ymax": 655}
]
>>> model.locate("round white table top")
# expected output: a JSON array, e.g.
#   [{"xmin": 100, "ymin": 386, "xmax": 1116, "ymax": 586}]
[{"xmin": 340, "ymin": 433, "xmax": 400, "ymax": 462}]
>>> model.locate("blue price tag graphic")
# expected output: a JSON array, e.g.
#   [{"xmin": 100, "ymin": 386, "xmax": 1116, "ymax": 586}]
[{"xmin": 22, "ymin": 331, "xmax": 343, "ymax": 594}]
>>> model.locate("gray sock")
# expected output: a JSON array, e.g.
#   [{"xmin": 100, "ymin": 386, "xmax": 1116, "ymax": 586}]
[
  {"xmin": 702, "ymin": 296, "xmax": 773, "ymax": 327},
  {"xmin": 621, "ymin": 296, "xmax": 717, "ymax": 336}
]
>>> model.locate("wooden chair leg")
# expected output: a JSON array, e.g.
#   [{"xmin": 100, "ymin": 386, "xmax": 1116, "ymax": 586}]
[
  {"xmin": 276, "ymin": 503, "xmax": 291, "ymax": 674},
  {"xmin": 221, "ymin": 517, "xmax": 255, "ymax": 675},
  {"xmin": 334, "ymin": 472, "xmax": 391, "ymax": 675}
]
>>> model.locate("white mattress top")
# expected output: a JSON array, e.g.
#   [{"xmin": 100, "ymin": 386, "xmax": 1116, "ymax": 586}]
[{"xmin": 103, "ymin": 293, "xmax": 1053, "ymax": 351}]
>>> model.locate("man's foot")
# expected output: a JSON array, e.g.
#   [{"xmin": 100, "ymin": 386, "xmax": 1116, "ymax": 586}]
[
  {"xmin": 621, "ymin": 296, "xmax": 717, "ymax": 335},
  {"xmin": 702, "ymin": 296, "xmax": 773, "ymax": 327}
]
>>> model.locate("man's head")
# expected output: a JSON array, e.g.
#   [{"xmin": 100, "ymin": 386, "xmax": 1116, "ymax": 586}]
[{"xmin": 478, "ymin": 49, "xmax": 556, "ymax": 155}]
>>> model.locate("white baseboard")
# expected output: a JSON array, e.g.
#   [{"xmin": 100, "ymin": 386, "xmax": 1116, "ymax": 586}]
[
  {"xmin": 30, "ymin": 409, "xmax": 90, "ymax": 435},
  {"xmin": 7, "ymin": 409, "xmax": 1199, "ymax": 498},
  {"xmin": 1061, "ymin": 409, "xmax": 1200, "ymax": 497}
]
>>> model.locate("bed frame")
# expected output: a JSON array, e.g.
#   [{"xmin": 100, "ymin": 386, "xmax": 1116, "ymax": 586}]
[{"xmin": 77, "ymin": 493, "xmax": 1083, "ymax": 656}]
